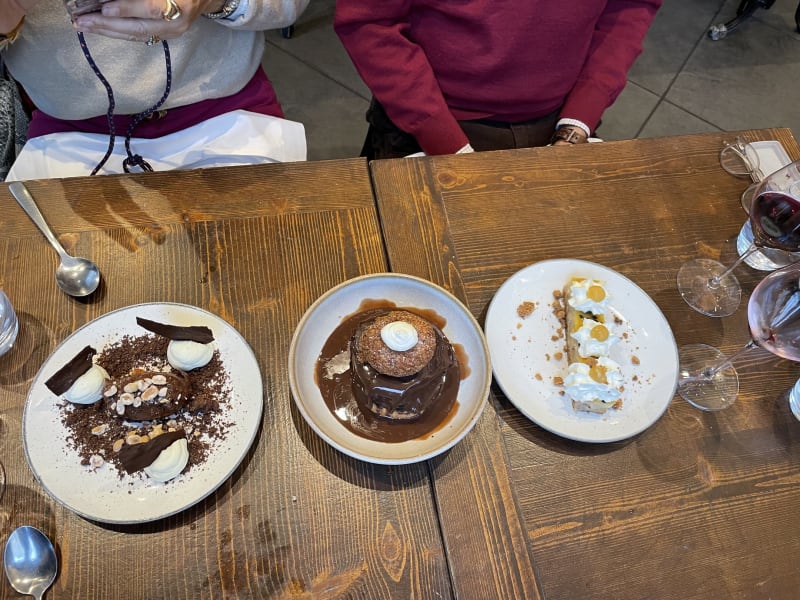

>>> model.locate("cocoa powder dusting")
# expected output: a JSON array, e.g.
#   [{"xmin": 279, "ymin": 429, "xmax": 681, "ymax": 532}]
[{"xmin": 59, "ymin": 333, "xmax": 231, "ymax": 480}]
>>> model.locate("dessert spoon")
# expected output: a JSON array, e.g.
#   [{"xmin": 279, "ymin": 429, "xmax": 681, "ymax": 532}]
[
  {"xmin": 4, "ymin": 526, "xmax": 58, "ymax": 600},
  {"xmin": 8, "ymin": 182, "xmax": 101, "ymax": 297}
]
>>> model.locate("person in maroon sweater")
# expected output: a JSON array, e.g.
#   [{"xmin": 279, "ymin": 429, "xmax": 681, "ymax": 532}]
[{"xmin": 334, "ymin": 0, "xmax": 662, "ymax": 158}]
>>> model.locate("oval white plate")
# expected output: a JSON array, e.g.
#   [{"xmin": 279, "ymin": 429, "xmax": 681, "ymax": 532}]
[
  {"xmin": 289, "ymin": 273, "xmax": 491, "ymax": 464},
  {"xmin": 485, "ymin": 259, "xmax": 678, "ymax": 443},
  {"xmin": 23, "ymin": 303, "xmax": 262, "ymax": 524}
]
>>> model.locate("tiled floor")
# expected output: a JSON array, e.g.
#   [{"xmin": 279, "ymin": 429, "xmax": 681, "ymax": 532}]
[{"xmin": 263, "ymin": 0, "xmax": 800, "ymax": 161}]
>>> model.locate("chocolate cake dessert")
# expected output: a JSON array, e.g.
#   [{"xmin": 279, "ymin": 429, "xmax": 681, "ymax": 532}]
[
  {"xmin": 316, "ymin": 303, "xmax": 463, "ymax": 443},
  {"xmin": 47, "ymin": 319, "xmax": 231, "ymax": 482},
  {"xmin": 351, "ymin": 310, "xmax": 457, "ymax": 421}
]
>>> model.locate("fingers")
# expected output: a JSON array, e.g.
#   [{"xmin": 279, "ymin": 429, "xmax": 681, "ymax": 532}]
[
  {"xmin": 72, "ymin": 0, "xmax": 192, "ymax": 41},
  {"xmin": 73, "ymin": 16, "xmax": 154, "ymax": 42},
  {"xmin": 99, "ymin": 0, "xmax": 166, "ymax": 20}
]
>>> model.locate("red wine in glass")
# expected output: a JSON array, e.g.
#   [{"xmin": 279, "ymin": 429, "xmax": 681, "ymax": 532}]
[
  {"xmin": 677, "ymin": 189, "xmax": 800, "ymax": 317},
  {"xmin": 750, "ymin": 191, "xmax": 800, "ymax": 253}
]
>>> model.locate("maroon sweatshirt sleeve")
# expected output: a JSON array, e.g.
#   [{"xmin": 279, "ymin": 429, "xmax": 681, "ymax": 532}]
[
  {"xmin": 560, "ymin": 0, "xmax": 662, "ymax": 131},
  {"xmin": 334, "ymin": 1, "xmax": 470, "ymax": 155}
]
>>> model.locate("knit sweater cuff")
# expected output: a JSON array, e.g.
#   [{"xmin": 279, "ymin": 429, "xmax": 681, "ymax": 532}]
[
  {"xmin": 559, "ymin": 84, "xmax": 611, "ymax": 135},
  {"xmin": 411, "ymin": 110, "xmax": 470, "ymax": 156}
]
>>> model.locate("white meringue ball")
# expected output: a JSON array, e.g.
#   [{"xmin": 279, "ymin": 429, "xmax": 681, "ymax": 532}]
[
  {"xmin": 144, "ymin": 438, "xmax": 189, "ymax": 482},
  {"xmin": 167, "ymin": 340, "xmax": 213, "ymax": 371},
  {"xmin": 64, "ymin": 365, "xmax": 109, "ymax": 404}
]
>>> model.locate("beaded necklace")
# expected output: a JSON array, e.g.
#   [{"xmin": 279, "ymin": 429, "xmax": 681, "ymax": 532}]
[{"xmin": 76, "ymin": 32, "xmax": 173, "ymax": 175}]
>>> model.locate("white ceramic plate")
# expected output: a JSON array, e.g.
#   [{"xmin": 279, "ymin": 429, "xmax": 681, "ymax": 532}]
[
  {"xmin": 23, "ymin": 303, "xmax": 262, "ymax": 524},
  {"xmin": 485, "ymin": 259, "xmax": 678, "ymax": 443},
  {"xmin": 289, "ymin": 273, "xmax": 491, "ymax": 464}
]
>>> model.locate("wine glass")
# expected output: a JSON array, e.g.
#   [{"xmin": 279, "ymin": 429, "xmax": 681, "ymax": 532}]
[
  {"xmin": 677, "ymin": 158, "xmax": 800, "ymax": 317},
  {"xmin": 678, "ymin": 261, "xmax": 800, "ymax": 413},
  {"xmin": 0, "ymin": 289, "xmax": 18, "ymax": 501}
]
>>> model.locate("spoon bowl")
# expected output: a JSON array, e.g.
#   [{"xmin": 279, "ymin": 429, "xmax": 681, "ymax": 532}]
[
  {"xmin": 8, "ymin": 182, "xmax": 101, "ymax": 297},
  {"xmin": 4, "ymin": 526, "xmax": 57, "ymax": 600},
  {"xmin": 56, "ymin": 256, "xmax": 102, "ymax": 298}
]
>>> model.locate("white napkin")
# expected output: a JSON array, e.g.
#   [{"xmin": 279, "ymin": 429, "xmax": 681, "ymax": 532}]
[{"xmin": 6, "ymin": 109, "xmax": 307, "ymax": 181}]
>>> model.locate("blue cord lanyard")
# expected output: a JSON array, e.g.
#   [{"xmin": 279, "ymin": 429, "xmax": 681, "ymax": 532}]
[{"xmin": 76, "ymin": 31, "xmax": 173, "ymax": 175}]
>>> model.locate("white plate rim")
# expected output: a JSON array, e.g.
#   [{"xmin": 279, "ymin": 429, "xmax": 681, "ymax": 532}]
[
  {"xmin": 22, "ymin": 302, "xmax": 263, "ymax": 524},
  {"xmin": 485, "ymin": 259, "xmax": 678, "ymax": 443},
  {"xmin": 288, "ymin": 273, "xmax": 491, "ymax": 465}
]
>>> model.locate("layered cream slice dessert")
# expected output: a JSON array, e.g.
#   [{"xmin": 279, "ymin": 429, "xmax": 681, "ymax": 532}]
[{"xmin": 563, "ymin": 278, "xmax": 623, "ymax": 414}]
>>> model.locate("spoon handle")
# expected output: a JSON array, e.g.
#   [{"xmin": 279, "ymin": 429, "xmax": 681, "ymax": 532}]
[{"xmin": 8, "ymin": 182, "xmax": 70, "ymax": 259}]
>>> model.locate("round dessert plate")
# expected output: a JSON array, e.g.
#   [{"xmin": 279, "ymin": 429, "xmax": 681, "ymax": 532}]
[
  {"xmin": 485, "ymin": 259, "xmax": 678, "ymax": 443},
  {"xmin": 23, "ymin": 303, "xmax": 262, "ymax": 524},
  {"xmin": 289, "ymin": 273, "xmax": 491, "ymax": 465}
]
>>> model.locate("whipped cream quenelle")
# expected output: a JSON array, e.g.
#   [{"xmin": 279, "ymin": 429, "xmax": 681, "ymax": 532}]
[
  {"xmin": 143, "ymin": 437, "xmax": 190, "ymax": 482},
  {"xmin": 380, "ymin": 320, "xmax": 419, "ymax": 351},
  {"xmin": 570, "ymin": 318, "xmax": 619, "ymax": 358},
  {"xmin": 64, "ymin": 364, "xmax": 110, "ymax": 404},
  {"xmin": 564, "ymin": 357, "xmax": 623, "ymax": 404},
  {"xmin": 566, "ymin": 278, "xmax": 611, "ymax": 315},
  {"xmin": 167, "ymin": 340, "xmax": 214, "ymax": 371}
]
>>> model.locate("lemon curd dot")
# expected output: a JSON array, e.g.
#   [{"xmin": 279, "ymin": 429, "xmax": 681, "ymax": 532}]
[
  {"xmin": 590, "ymin": 324, "xmax": 609, "ymax": 341},
  {"xmin": 587, "ymin": 285, "xmax": 606, "ymax": 302},
  {"xmin": 589, "ymin": 365, "xmax": 608, "ymax": 384}
]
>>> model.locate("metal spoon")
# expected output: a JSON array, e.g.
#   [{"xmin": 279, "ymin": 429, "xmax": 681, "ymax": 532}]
[
  {"xmin": 4, "ymin": 526, "xmax": 58, "ymax": 600},
  {"xmin": 8, "ymin": 182, "xmax": 101, "ymax": 297}
]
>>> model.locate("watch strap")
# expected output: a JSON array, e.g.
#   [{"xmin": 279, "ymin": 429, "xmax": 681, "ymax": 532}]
[
  {"xmin": 550, "ymin": 127, "xmax": 588, "ymax": 145},
  {"xmin": 203, "ymin": 0, "xmax": 239, "ymax": 20}
]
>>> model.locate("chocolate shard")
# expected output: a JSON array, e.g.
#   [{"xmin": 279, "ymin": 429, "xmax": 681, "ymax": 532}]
[
  {"xmin": 136, "ymin": 317, "xmax": 214, "ymax": 343},
  {"xmin": 118, "ymin": 429, "xmax": 186, "ymax": 474},
  {"xmin": 45, "ymin": 345, "xmax": 97, "ymax": 395}
]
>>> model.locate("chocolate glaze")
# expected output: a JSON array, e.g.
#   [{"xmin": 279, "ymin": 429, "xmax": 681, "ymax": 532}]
[
  {"xmin": 136, "ymin": 317, "xmax": 214, "ymax": 343},
  {"xmin": 118, "ymin": 429, "xmax": 185, "ymax": 474},
  {"xmin": 316, "ymin": 302, "xmax": 464, "ymax": 443},
  {"xmin": 352, "ymin": 315, "xmax": 455, "ymax": 421},
  {"xmin": 45, "ymin": 345, "xmax": 97, "ymax": 395}
]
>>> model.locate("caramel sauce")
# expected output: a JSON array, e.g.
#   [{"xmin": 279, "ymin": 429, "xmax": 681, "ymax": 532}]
[{"xmin": 315, "ymin": 299, "xmax": 467, "ymax": 443}]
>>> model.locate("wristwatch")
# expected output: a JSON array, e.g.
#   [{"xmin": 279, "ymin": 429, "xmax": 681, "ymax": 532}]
[
  {"xmin": 550, "ymin": 127, "xmax": 588, "ymax": 145},
  {"xmin": 203, "ymin": 0, "xmax": 239, "ymax": 19}
]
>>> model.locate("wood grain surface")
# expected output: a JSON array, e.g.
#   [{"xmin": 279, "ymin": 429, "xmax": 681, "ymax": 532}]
[
  {"xmin": 0, "ymin": 159, "xmax": 453, "ymax": 599},
  {"xmin": 370, "ymin": 129, "xmax": 800, "ymax": 600}
]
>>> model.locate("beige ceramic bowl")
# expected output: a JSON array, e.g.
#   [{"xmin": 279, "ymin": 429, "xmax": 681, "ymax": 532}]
[{"xmin": 289, "ymin": 273, "xmax": 491, "ymax": 464}]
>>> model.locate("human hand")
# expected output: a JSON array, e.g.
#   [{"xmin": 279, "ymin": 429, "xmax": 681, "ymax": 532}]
[
  {"xmin": 551, "ymin": 126, "xmax": 589, "ymax": 146},
  {"xmin": 13, "ymin": 0, "xmax": 41, "ymax": 12},
  {"xmin": 71, "ymin": 0, "xmax": 223, "ymax": 43},
  {"xmin": 2, "ymin": 0, "xmax": 40, "ymax": 34}
]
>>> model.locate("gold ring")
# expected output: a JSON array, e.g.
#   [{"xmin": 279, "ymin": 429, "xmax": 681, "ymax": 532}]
[
  {"xmin": 145, "ymin": 34, "xmax": 161, "ymax": 46},
  {"xmin": 162, "ymin": 0, "xmax": 182, "ymax": 20}
]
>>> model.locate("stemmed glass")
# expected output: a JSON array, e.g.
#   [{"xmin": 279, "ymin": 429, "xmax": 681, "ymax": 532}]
[
  {"xmin": 0, "ymin": 289, "xmax": 19, "ymax": 501},
  {"xmin": 677, "ymin": 158, "xmax": 800, "ymax": 317},
  {"xmin": 678, "ymin": 261, "xmax": 800, "ymax": 413}
]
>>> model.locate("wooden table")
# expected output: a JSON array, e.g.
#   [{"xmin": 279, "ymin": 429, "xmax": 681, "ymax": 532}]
[
  {"xmin": 370, "ymin": 128, "xmax": 800, "ymax": 600},
  {"xmin": 0, "ymin": 159, "xmax": 457, "ymax": 599}
]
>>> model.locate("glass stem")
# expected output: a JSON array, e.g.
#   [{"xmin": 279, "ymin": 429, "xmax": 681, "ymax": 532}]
[
  {"xmin": 701, "ymin": 340, "xmax": 759, "ymax": 379},
  {"xmin": 709, "ymin": 243, "xmax": 758, "ymax": 288}
]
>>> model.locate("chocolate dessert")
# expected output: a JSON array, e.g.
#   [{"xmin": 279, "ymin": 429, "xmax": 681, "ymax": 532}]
[
  {"xmin": 104, "ymin": 369, "xmax": 192, "ymax": 421},
  {"xmin": 52, "ymin": 328, "xmax": 231, "ymax": 480},
  {"xmin": 316, "ymin": 302, "xmax": 464, "ymax": 443},
  {"xmin": 351, "ymin": 310, "xmax": 457, "ymax": 421}
]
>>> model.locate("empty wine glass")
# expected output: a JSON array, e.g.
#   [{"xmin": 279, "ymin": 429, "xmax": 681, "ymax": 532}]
[
  {"xmin": 719, "ymin": 137, "xmax": 763, "ymax": 196},
  {"xmin": 678, "ymin": 261, "xmax": 800, "ymax": 413},
  {"xmin": 677, "ymin": 158, "xmax": 800, "ymax": 317}
]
